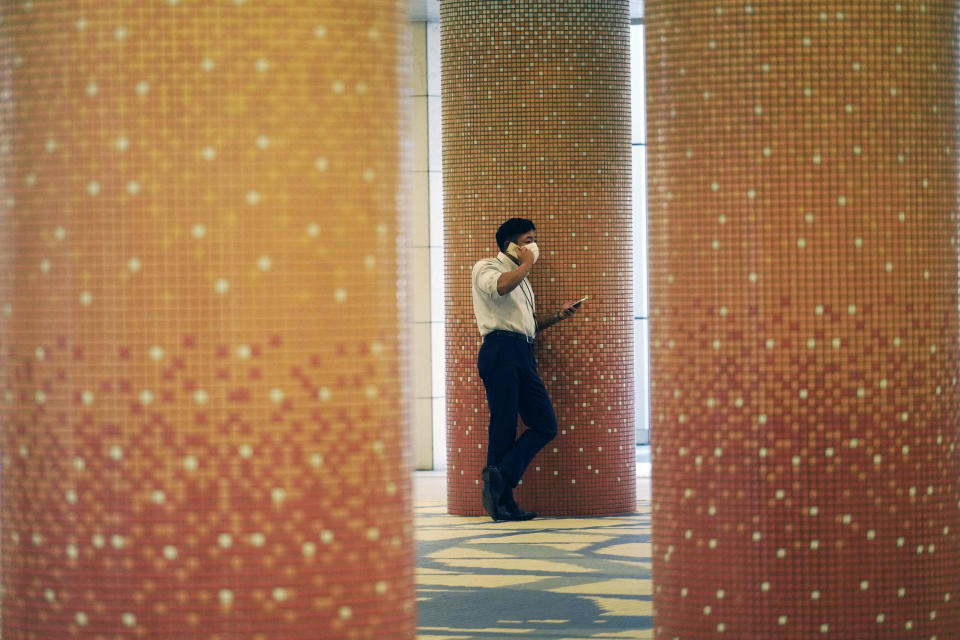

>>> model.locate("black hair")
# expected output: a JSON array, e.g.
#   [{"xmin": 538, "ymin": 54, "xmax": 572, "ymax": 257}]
[{"xmin": 495, "ymin": 218, "xmax": 536, "ymax": 252}]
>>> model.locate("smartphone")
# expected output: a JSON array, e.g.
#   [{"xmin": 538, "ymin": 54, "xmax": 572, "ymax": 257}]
[
  {"xmin": 572, "ymin": 295, "xmax": 589, "ymax": 308},
  {"xmin": 506, "ymin": 242, "xmax": 520, "ymax": 259}
]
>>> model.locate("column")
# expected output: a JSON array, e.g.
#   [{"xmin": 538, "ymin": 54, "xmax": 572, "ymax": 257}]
[
  {"xmin": 647, "ymin": 1, "xmax": 960, "ymax": 637},
  {"xmin": 442, "ymin": 0, "xmax": 636, "ymax": 516},
  {"xmin": 0, "ymin": 2, "xmax": 415, "ymax": 638}
]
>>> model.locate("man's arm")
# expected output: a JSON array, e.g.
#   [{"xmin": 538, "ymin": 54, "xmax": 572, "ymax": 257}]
[
  {"xmin": 535, "ymin": 300, "xmax": 582, "ymax": 334},
  {"xmin": 496, "ymin": 245, "xmax": 536, "ymax": 295},
  {"xmin": 535, "ymin": 311, "xmax": 562, "ymax": 333}
]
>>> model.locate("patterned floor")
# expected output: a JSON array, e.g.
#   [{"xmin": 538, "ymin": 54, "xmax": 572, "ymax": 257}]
[{"xmin": 415, "ymin": 498, "xmax": 653, "ymax": 640}]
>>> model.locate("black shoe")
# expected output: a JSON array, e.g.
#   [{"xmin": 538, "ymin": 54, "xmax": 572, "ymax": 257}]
[
  {"xmin": 480, "ymin": 465, "xmax": 508, "ymax": 521},
  {"xmin": 499, "ymin": 494, "xmax": 537, "ymax": 521},
  {"xmin": 501, "ymin": 505, "xmax": 538, "ymax": 521}
]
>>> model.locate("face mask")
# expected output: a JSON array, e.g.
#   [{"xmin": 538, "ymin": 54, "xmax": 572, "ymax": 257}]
[
  {"xmin": 507, "ymin": 241, "xmax": 540, "ymax": 264},
  {"xmin": 526, "ymin": 242, "xmax": 540, "ymax": 263}
]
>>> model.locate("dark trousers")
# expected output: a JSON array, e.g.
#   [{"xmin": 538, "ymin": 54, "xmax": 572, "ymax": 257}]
[{"xmin": 477, "ymin": 331, "xmax": 558, "ymax": 487}]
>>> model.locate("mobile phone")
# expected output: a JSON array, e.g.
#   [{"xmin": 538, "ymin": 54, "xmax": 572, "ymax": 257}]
[{"xmin": 573, "ymin": 295, "xmax": 589, "ymax": 308}]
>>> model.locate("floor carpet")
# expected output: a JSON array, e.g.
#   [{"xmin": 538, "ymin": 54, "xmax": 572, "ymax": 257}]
[{"xmin": 415, "ymin": 499, "xmax": 654, "ymax": 640}]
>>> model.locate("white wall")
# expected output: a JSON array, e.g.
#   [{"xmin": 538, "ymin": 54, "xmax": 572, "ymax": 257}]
[{"xmin": 408, "ymin": 22, "xmax": 439, "ymax": 470}]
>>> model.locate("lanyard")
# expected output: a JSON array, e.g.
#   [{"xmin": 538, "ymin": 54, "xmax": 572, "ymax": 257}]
[{"xmin": 518, "ymin": 278, "xmax": 536, "ymax": 319}]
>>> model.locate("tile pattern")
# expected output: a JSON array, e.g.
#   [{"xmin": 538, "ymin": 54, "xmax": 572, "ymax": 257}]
[
  {"xmin": 415, "ymin": 498, "xmax": 653, "ymax": 639},
  {"xmin": 441, "ymin": 0, "xmax": 636, "ymax": 516},
  {"xmin": 646, "ymin": 1, "xmax": 960, "ymax": 637},
  {"xmin": 0, "ymin": 2, "xmax": 415, "ymax": 637}
]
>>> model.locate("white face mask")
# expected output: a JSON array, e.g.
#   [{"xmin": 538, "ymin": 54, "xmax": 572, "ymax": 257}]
[
  {"xmin": 526, "ymin": 242, "xmax": 540, "ymax": 263},
  {"xmin": 507, "ymin": 241, "xmax": 540, "ymax": 264}
]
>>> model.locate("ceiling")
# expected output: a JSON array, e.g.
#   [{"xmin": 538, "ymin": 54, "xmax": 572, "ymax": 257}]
[{"xmin": 409, "ymin": 0, "xmax": 644, "ymax": 23}]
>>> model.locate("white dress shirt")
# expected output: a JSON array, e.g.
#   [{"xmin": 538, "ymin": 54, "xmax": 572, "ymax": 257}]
[{"xmin": 472, "ymin": 252, "xmax": 537, "ymax": 338}]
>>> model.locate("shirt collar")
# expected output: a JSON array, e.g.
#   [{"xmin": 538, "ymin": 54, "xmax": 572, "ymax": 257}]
[{"xmin": 496, "ymin": 252, "xmax": 518, "ymax": 269}]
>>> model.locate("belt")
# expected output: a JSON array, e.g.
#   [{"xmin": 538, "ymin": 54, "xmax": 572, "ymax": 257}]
[{"xmin": 485, "ymin": 329, "xmax": 534, "ymax": 344}]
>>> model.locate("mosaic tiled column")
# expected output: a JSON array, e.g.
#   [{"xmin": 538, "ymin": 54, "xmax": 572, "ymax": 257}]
[
  {"xmin": 442, "ymin": 0, "xmax": 635, "ymax": 516},
  {"xmin": 0, "ymin": 2, "xmax": 415, "ymax": 638},
  {"xmin": 647, "ymin": 1, "xmax": 960, "ymax": 638}
]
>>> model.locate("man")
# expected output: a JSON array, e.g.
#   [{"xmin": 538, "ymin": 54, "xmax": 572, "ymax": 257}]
[{"xmin": 471, "ymin": 218, "xmax": 581, "ymax": 521}]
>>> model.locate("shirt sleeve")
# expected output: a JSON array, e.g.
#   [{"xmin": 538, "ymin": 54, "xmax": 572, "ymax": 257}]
[{"xmin": 473, "ymin": 261, "xmax": 502, "ymax": 297}]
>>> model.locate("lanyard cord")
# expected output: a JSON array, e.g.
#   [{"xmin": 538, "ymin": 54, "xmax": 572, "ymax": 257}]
[{"xmin": 518, "ymin": 278, "xmax": 536, "ymax": 319}]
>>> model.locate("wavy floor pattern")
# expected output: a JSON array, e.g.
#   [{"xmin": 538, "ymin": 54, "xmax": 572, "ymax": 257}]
[{"xmin": 415, "ymin": 496, "xmax": 653, "ymax": 640}]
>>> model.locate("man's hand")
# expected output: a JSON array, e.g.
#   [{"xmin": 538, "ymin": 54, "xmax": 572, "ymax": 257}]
[
  {"xmin": 557, "ymin": 299, "xmax": 582, "ymax": 320},
  {"xmin": 516, "ymin": 243, "xmax": 535, "ymax": 267}
]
